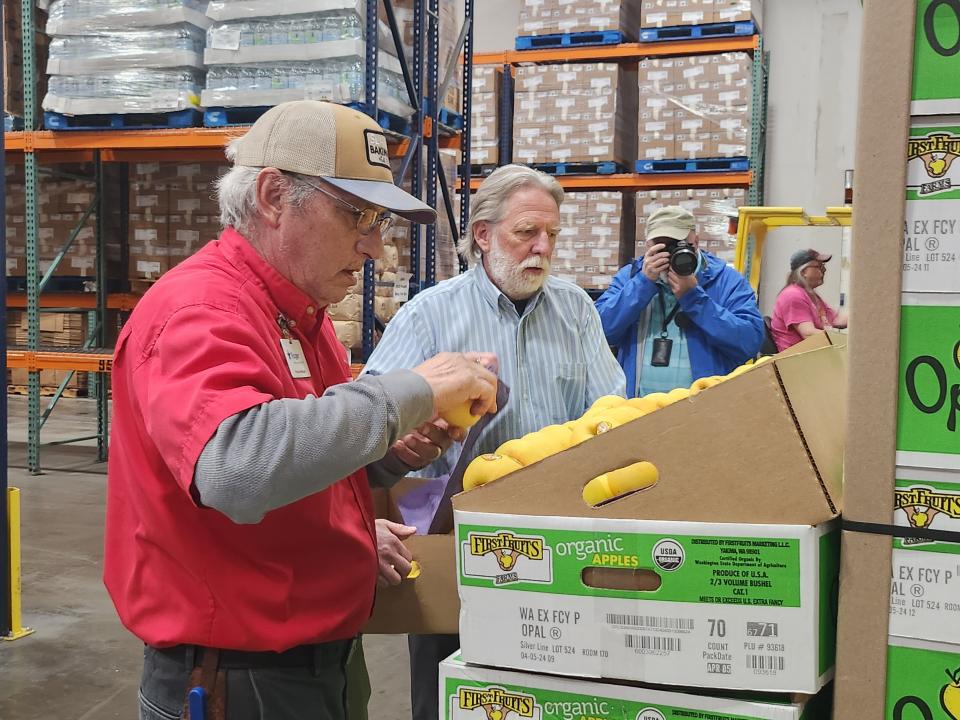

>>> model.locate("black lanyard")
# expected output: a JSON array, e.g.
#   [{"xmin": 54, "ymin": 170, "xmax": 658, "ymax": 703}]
[{"xmin": 657, "ymin": 287, "xmax": 681, "ymax": 339}]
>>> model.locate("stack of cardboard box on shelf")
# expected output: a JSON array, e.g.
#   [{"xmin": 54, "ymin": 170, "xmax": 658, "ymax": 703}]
[
  {"xmin": 555, "ymin": 191, "xmax": 634, "ymax": 290},
  {"xmin": 636, "ymin": 187, "xmax": 744, "ymax": 263},
  {"xmin": 127, "ymin": 163, "xmax": 227, "ymax": 289},
  {"xmin": 3, "ymin": 0, "xmax": 49, "ymax": 125},
  {"xmin": 513, "ymin": 63, "xmax": 639, "ymax": 168},
  {"xmin": 638, "ymin": 51, "xmax": 752, "ymax": 164},
  {"xmin": 518, "ymin": 0, "xmax": 642, "ymax": 38},
  {"xmin": 470, "ymin": 66, "xmax": 500, "ymax": 168},
  {"xmin": 640, "ymin": 0, "xmax": 763, "ymax": 28}
]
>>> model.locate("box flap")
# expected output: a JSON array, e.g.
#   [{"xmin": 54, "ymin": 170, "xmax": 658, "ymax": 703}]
[{"xmin": 454, "ymin": 346, "xmax": 842, "ymax": 525}]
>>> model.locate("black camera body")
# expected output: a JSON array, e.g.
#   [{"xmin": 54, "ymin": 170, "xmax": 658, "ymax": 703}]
[{"xmin": 664, "ymin": 238, "xmax": 699, "ymax": 276}]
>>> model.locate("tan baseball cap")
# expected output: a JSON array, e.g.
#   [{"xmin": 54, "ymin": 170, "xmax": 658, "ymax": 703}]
[
  {"xmin": 646, "ymin": 205, "xmax": 697, "ymax": 241},
  {"xmin": 231, "ymin": 100, "xmax": 437, "ymax": 224}
]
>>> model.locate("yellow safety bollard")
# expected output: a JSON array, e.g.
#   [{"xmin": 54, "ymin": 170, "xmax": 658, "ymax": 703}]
[{"xmin": 4, "ymin": 487, "xmax": 35, "ymax": 641}]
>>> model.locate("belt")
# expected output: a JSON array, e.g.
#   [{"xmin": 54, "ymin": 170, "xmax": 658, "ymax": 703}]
[{"xmin": 154, "ymin": 637, "xmax": 357, "ymax": 671}]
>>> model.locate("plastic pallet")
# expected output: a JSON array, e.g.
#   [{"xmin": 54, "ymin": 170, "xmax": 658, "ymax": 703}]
[
  {"xmin": 437, "ymin": 106, "xmax": 464, "ymax": 131},
  {"xmin": 6, "ymin": 276, "xmax": 123, "ymax": 293},
  {"xmin": 204, "ymin": 103, "xmax": 410, "ymax": 134},
  {"xmin": 468, "ymin": 164, "xmax": 497, "ymax": 178},
  {"xmin": 532, "ymin": 161, "xmax": 624, "ymax": 176},
  {"xmin": 4, "ymin": 114, "xmax": 23, "ymax": 132},
  {"xmin": 635, "ymin": 156, "xmax": 750, "ymax": 174},
  {"xmin": 44, "ymin": 108, "xmax": 200, "ymax": 131},
  {"xmin": 515, "ymin": 30, "xmax": 624, "ymax": 51},
  {"xmin": 639, "ymin": 20, "xmax": 755, "ymax": 42}
]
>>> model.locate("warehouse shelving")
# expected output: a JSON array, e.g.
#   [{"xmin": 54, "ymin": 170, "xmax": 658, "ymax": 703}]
[{"xmin": 4, "ymin": 0, "xmax": 474, "ymax": 474}]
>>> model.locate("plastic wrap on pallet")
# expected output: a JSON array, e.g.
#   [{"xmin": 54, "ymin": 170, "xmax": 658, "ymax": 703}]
[
  {"xmin": 42, "ymin": 68, "xmax": 203, "ymax": 115},
  {"xmin": 518, "ymin": 0, "xmax": 641, "ymax": 38},
  {"xmin": 46, "ymin": 0, "xmax": 211, "ymax": 34},
  {"xmin": 206, "ymin": 0, "xmax": 365, "ymax": 21},
  {"xmin": 204, "ymin": 15, "xmax": 402, "ymax": 69},
  {"xmin": 201, "ymin": 60, "xmax": 412, "ymax": 117},
  {"xmin": 46, "ymin": 25, "xmax": 206, "ymax": 74}
]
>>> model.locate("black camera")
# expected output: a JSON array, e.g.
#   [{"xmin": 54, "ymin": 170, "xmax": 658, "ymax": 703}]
[{"xmin": 664, "ymin": 238, "xmax": 699, "ymax": 276}]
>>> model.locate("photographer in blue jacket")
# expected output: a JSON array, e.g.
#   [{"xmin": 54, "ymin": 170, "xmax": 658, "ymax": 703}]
[{"xmin": 596, "ymin": 206, "xmax": 764, "ymax": 398}]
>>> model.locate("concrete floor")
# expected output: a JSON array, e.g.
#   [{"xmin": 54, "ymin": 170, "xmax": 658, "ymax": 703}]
[{"xmin": 0, "ymin": 397, "xmax": 412, "ymax": 719}]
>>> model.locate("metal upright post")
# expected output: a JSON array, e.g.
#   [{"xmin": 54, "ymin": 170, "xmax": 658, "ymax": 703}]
[
  {"xmin": 409, "ymin": 0, "xmax": 425, "ymax": 297},
  {"xmin": 1, "ymin": 0, "xmax": 10, "ymax": 638},
  {"xmin": 424, "ymin": 0, "xmax": 439, "ymax": 288},
  {"xmin": 361, "ymin": 0, "xmax": 379, "ymax": 360},
  {"xmin": 499, "ymin": 64, "xmax": 514, "ymax": 166},
  {"xmin": 21, "ymin": 0, "xmax": 40, "ymax": 473},
  {"xmin": 748, "ymin": 35, "xmax": 768, "ymax": 207},
  {"xmin": 458, "ymin": 0, "xmax": 475, "ymax": 273},
  {"xmin": 95, "ymin": 152, "xmax": 108, "ymax": 461}
]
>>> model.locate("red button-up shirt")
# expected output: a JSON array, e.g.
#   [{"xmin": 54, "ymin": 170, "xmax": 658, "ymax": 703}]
[{"xmin": 104, "ymin": 227, "xmax": 378, "ymax": 651}]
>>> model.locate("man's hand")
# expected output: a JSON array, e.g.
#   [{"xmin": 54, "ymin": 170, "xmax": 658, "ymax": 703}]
[
  {"xmin": 666, "ymin": 270, "xmax": 698, "ymax": 299},
  {"xmin": 642, "ymin": 242, "xmax": 671, "ymax": 282},
  {"xmin": 412, "ymin": 352, "xmax": 499, "ymax": 419},
  {"xmin": 376, "ymin": 519, "xmax": 417, "ymax": 588},
  {"xmin": 389, "ymin": 418, "xmax": 466, "ymax": 470}
]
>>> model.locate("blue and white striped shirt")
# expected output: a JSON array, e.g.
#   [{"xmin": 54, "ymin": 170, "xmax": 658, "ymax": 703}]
[{"xmin": 362, "ymin": 264, "xmax": 626, "ymax": 479}]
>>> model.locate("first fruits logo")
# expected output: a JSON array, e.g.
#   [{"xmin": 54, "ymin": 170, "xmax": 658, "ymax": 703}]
[
  {"xmin": 908, "ymin": 131, "xmax": 960, "ymax": 195},
  {"xmin": 457, "ymin": 687, "xmax": 537, "ymax": 719}
]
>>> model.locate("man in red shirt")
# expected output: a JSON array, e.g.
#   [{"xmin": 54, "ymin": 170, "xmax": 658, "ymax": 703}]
[{"xmin": 104, "ymin": 101, "xmax": 498, "ymax": 720}]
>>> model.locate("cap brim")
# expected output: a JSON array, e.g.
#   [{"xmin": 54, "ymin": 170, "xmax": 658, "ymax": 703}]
[
  {"xmin": 646, "ymin": 225, "xmax": 693, "ymax": 242},
  {"xmin": 325, "ymin": 177, "xmax": 437, "ymax": 224},
  {"xmin": 815, "ymin": 252, "xmax": 833, "ymax": 263}
]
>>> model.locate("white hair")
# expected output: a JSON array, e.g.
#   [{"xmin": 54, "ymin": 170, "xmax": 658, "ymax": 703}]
[
  {"xmin": 457, "ymin": 164, "xmax": 564, "ymax": 264},
  {"xmin": 216, "ymin": 138, "xmax": 320, "ymax": 235}
]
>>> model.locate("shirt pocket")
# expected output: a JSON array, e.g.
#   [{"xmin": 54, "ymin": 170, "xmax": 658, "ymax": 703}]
[{"xmin": 553, "ymin": 361, "xmax": 588, "ymax": 420}]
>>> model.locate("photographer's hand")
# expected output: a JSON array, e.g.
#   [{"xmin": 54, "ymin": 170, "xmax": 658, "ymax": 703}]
[
  {"xmin": 642, "ymin": 242, "xmax": 671, "ymax": 283},
  {"xmin": 667, "ymin": 270, "xmax": 698, "ymax": 299}
]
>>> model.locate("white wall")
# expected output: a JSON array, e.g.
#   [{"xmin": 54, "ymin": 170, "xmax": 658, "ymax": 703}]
[{"xmin": 472, "ymin": 0, "xmax": 863, "ymax": 313}]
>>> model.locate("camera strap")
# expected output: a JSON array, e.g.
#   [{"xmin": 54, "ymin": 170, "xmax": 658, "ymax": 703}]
[{"xmin": 657, "ymin": 287, "xmax": 681, "ymax": 339}]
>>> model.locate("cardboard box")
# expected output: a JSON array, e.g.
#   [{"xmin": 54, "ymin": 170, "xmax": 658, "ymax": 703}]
[
  {"xmin": 518, "ymin": 0, "xmax": 642, "ymax": 40},
  {"xmin": 714, "ymin": 0, "xmax": 763, "ymax": 27},
  {"xmin": 440, "ymin": 653, "xmax": 831, "ymax": 720},
  {"xmin": 885, "ymin": 637, "xmax": 960, "ymax": 717},
  {"xmin": 453, "ymin": 338, "xmax": 846, "ymax": 693}
]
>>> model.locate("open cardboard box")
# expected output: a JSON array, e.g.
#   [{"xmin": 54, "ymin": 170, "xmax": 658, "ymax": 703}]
[{"xmin": 452, "ymin": 334, "xmax": 846, "ymax": 693}]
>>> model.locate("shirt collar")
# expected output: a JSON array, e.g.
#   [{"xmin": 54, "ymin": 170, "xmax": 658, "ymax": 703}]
[
  {"xmin": 471, "ymin": 262, "xmax": 548, "ymax": 318},
  {"xmin": 218, "ymin": 227, "xmax": 324, "ymax": 335}
]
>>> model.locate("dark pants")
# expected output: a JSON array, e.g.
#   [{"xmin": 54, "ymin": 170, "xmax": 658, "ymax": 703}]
[
  {"xmin": 408, "ymin": 633, "xmax": 460, "ymax": 720},
  {"xmin": 139, "ymin": 639, "xmax": 370, "ymax": 720}
]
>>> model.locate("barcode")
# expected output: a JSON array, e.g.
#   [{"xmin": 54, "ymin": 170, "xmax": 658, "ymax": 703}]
[
  {"xmin": 605, "ymin": 614, "xmax": 694, "ymax": 631},
  {"xmin": 624, "ymin": 635, "xmax": 682, "ymax": 652},
  {"xmin": 746, "ymin": 655, "xmax": 785, "ymax": 671}
]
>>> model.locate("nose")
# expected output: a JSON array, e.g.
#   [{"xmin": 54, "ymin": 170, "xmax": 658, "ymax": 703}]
[
  {"xmin": 531, "ymin": 228, "xmax": 554, "ymax": 256},
  {"xmin": 358, "ymin": 227, "xmax": 384, "ymax": 261}
]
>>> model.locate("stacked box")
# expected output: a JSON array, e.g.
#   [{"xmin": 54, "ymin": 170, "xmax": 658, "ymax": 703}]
[
  {"xmin": 5, "ymin": 163, "xmax": 124, "ymax": 280},
  {"xmin": 518, "ymin": 0, "xmax": 642, "ymax": 40},
  {"xmin": 127, "ymin": 163, "xmax": 226, "ymax": 284},
  {"xmin": 635, "ymin": 187, "xmax": 745, "ymax": 263},
  {"xmin": 42, "ymin": 0, "xmax": 206, "ymax": 118},
  {"xmin": 513, "ymin": 63, "xmax": 639, "ymax": 167},
  {"xmin": 470, "ymin": 66, "xmax": 500, "ymax": 167},
  {"xmin": 554, "ymin": 191, "xmax": 634, "ymax": 290},
  {"xmin": 4, "ymin": 0, "xmax": 50, "ymax": 120},
  {"xmin": 639, "ymin": 52, "xmax": 752, "ymax": 163},
  {"xmin": 641, "ymin": 0, "xmax": 763, "ymax": 28}
]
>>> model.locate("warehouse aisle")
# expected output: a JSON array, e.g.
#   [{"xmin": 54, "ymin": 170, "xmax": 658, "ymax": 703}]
[{"xmin": 0, "ymin": 399, "xmax": 412, "ymax": 720}]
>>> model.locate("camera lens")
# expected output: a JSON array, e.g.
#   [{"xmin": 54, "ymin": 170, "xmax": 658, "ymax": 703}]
[{"xmin": 670, "ymin": 247, "xmax": 699, "ymax": 276}]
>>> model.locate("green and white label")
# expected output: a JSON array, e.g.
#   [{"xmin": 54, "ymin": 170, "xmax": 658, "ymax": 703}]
[
  {"xmin": 912, "ymin": 0, "xmax": 960, "ymax": 115},
  {"xmin": 455, "ymin": 514, "xmax": 834, "ymax": 693},
  {"xmin": 886, "ymin": 638, "xmax": 960, "ymax": 720},
  {"xmin": 896, "ymin": 302, "xmax": 960, "ymax": 470}
]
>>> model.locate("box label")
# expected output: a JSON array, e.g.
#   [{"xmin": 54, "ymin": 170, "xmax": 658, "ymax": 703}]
[
  {"xmin": 886, "ymin": 640, "xmax": 960, "ymax": 720},
  {"xmin": 912, "ymin": 0, "xmax": 960, "ymax": 114},
  {"xmin": 896, "ymin": 304, "xmax": 960, "ymax": 466}
]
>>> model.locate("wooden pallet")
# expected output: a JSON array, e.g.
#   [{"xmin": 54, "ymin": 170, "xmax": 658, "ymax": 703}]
[{"xmin": 8, "ymin": 384, "xmax": 87, "ymax": 398}]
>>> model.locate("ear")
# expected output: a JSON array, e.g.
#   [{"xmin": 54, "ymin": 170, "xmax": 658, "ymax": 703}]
[
  {"xmin": 689, "ymin": 231, "xmax": 699, "ymax": 249},
  {"xmin": 474, "ymin": 220, "xmax": 494, "ymax": 254},
  {"xmin": 254, "ymin": 168, "xmax": 287, "ymax": 229}
]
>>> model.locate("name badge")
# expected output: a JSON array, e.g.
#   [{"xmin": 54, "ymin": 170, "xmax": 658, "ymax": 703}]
[{"xmin": 280, "ymin": 338, "xmax": 311, "ymax": 378}]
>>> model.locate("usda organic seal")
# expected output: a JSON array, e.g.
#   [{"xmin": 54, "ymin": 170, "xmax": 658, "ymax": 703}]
[
  {"xmin": 652, "ymin": 539, "xmax": 684, "ymax": 571},
  {"xmin": 636, "ymin": 708, "xmax": 666, "ymax": 720}
]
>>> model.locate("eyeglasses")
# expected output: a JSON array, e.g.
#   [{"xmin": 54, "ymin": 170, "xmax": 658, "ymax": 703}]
[{"xmin": 300, "ymin": 177, "xmax": 394, "ymax": 236}]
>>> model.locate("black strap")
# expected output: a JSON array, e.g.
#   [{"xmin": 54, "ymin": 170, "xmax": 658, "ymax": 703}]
[
  {"xmin": 657, "ymin": 287, "xmax": 681, "ymax": 338},
  {"xmin": 842, "ymin": 518, "xmax": 960, "ymax": 544}
]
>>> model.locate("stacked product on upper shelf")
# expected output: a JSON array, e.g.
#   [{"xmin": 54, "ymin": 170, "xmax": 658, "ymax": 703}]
[
  {"xmin": 202, "ymin": 0, "xmax": 412, "ymax": 123},
  {"xmin": 42, "ymin": 0, "xmax": 209, "ymax": 126},
  {"xmin": 641, "ymin": 0, "xmax": 763, "ymax": 30},
  {"xmin": 377, "ymin": 0, "xmax": 464, "ymax": 118},
  {"xmin": 517, "ymin": 0, "xmax": 642, "ymax": 42},
  {"xmin": 5, "ymin": 1, "xmax": 50, "ymax": 129},
  {"xmin": 512, "ymin": 62, "xmax": 639, "ymax": 171},
  {"xmin": 636, "ymin": 187, "xmax": 745, "ymax": 264},
  {"xmin": 555, "ymin": 191, "xmax": 635, "ymax": 291},
  {"xmin": 638, "ymin": 51, "xmax": 752, "ymax": 169},
  {"xmin": 469, "ymin": 66, "xmax": 500, "ymax": 169}
]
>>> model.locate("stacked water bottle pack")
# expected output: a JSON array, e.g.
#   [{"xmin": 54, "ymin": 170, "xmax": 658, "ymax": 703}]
[
  {"xmin": 42, "ymin": 0, "xmax": 209, "ymax": 120},
  {"xmin": 201, "ymin": 0, "xmax": 411, "ymax": 119}
]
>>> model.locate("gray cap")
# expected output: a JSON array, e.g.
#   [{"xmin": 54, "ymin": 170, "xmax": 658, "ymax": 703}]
[{"xmin": 646, "ymin": 205, "xmax": 696, "ymax": 241}]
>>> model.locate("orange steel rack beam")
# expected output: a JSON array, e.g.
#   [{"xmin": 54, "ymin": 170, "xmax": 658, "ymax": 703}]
[
  {"xmin": 6, "ymin": 293, "xmax": 142, "ymax": 311},
  {"xmin": 473, "ymin": 36, "xmax": 758, "ymax": 65},
  {"xmin": 7, "ymin": 349, "xmax": 113, "ymax": 373},
  {"xmin": 463, "ymin": 170, "xmax": 751, "ymax": 191}
]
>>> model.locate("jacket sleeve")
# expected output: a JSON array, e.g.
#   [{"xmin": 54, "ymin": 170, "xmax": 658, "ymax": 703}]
[
  {"xmin": 579, "ymin": 295, "xmax": 628, "ymax": 405},
  {"xmin": 594, "ymin": 262, "xmax": 659, "ymax": 347},
  {"xmin": 678, "ymin": 268, "xmax": 765, "ymax": 360}
]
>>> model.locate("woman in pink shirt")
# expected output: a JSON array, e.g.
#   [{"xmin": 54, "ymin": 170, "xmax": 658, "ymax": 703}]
[{"xmin": 770, "ymin": 248, "xmax": 848, "ymax": 351}]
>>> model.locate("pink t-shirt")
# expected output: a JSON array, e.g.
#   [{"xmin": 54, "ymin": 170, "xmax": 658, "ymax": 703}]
[{"xmin": 771, "ymin": 283, "xmax": 837, "ymax": 351}]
